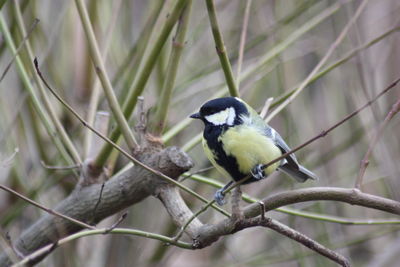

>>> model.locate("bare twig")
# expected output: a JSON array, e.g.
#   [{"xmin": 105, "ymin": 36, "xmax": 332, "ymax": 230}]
[
  {"xmin": 103, "ymin": 212, "xmax": 128, "ymax": 234},
  {"xmin": 356, "ymin": 98, "xmax": 400, "ymax": 189}
]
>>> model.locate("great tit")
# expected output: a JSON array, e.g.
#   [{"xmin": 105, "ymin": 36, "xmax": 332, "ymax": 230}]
[{"xmin": 190, "ymin": 97, "xmax": 317, "ymax": 205}]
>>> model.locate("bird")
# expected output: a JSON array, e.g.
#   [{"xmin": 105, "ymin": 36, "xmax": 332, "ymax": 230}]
[{"xmin": 190, "ymin": 97, "xmax": 317, "ymax": 206}]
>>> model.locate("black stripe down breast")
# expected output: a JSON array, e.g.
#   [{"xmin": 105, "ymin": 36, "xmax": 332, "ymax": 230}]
[{"xmin": 203, "ymin": 124, "xmax": 260, "ymax": 184}]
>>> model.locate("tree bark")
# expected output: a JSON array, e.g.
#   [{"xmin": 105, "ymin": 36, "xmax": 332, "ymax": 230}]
[{"xmin": 0, "ymin": 146, "xmax": 193, "ymax": 266}]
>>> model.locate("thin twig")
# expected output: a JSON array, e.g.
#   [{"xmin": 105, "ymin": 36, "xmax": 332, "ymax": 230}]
[
  {"xmin": 103, "ymin": 212, "xmax": 128, "ymax": 234},
  {"xmin": 0, "ymin": 18, "xmax": 39, "ymax": 83},
  {"xmin": 356, "ymin": 98, "xmax": 400, "ymax": 189}
]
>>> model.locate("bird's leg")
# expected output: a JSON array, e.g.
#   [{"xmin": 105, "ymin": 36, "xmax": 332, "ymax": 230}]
[
  {"xmin": 251, "ymin": 164, "xmax": 266, "ymax": 180},
  {"xmin": 214, "ymin": 181, "xmax": 233, "ymax": 206},
  {"xmin": 231, "ymin": 186, "xmax": 244, "ymax": 221}
]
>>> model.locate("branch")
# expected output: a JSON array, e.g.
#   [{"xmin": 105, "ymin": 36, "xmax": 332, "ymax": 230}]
[
  {"xmin": 244, "ymin": 187, "xmax": 400, "ymax": 218},
  {"xmin": 0, "ymin": 147, "xmax": 194, "ymax": 266},
  {"xmin": 205, "ymin": 0, "xmax": 239, "ymax": 97}
]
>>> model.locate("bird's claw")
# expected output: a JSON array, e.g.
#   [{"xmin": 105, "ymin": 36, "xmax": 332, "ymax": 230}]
[
  {"xmin": 214, "ymin": 188, "xmax": 226, "ymax": 206},
  {"xmin": 251, "ymin": 164, "xmax": 265, "ymax": 180}
]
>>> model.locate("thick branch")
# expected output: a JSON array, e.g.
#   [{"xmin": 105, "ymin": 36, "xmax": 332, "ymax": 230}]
[{"xmin": 0, "ymin": 147, "xmax": 193, "ymax": 266}]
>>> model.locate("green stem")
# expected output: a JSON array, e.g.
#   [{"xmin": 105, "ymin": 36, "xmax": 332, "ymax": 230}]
[
  {"xmin": 0, "ymin": 12, "xmax": 75, "ymax": 167},
  {"xmin": 152, "ymin": 1, "xmax": 193, "ymax": 135},
  {"xmin": 13, "ymin": 1, "xmax": 82, "ymax": 164},
  {"xmin": 74, "ymin": 0, "xmax": 137, "ymax": 152},
  {"xmin": 13, "ymin": 227, "xmax": 192, "ymax": 266},
  {"xmin": 83, "ymin": 0, "xmax": 123, "ymax": 158},
  {"xmin": 113, "ymin": 1, "xmax": 164, "ymax": 91},
  {"xmin": 205, "ymin": 0, "xmax": 239, "ymax": 97},
  {"xmin": 94, "ymin": 0, "xmax": 188, "ymax": 167}
]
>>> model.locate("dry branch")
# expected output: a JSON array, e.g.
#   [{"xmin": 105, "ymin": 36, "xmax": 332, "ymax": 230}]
[{"xmin": 0, "ymin": 146, "xmax": 194, "ymax": 266}]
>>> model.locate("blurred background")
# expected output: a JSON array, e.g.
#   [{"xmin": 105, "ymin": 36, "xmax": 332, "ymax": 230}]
[{"xmin": 1, "ymin": 0, "xmax": 400, "ymax": 266}]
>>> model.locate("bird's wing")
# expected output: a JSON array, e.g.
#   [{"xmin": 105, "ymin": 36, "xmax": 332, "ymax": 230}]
[
  {"xmin": 242, "ymin": 100, "xmax": 300, "ymax": 169},
  {"xmin": 268, "ymin": 128, "xmax": 300, "ymax": 169}
]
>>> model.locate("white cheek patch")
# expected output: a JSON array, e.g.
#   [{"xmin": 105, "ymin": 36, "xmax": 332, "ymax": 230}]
[
  {"xmin": 205, "ymin": 107, "xmax": 236, "ymax": 126},
  {"xmin": 226, "ymin": 107, "xmax": 236, "ymax": 125}
]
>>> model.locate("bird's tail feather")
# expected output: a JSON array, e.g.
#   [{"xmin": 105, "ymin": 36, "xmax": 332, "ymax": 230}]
[{"xmin": 279, "ymin": 164, "xmax": 318, "ymax": 183}]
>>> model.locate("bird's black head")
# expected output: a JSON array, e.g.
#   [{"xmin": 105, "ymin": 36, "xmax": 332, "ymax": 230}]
[{"xmin": 190, "ymin": 97, "xmax": 249, "ymax": 127}]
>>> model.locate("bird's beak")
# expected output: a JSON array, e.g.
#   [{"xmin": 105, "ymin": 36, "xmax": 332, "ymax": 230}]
[{"xmin": 190, "ymin": 112, "xmax": 201, "ymax": 119}]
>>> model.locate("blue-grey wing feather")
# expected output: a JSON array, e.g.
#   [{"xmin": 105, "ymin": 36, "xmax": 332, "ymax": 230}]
[{"xmin": 264, "ymin": 125, "xmax": 318, "ymax": 182}]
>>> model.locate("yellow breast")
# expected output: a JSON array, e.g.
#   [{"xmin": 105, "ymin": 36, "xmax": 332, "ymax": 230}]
[{"xmin": 219, "ymin": 125, "xmax": 281, "ymax": 175}]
